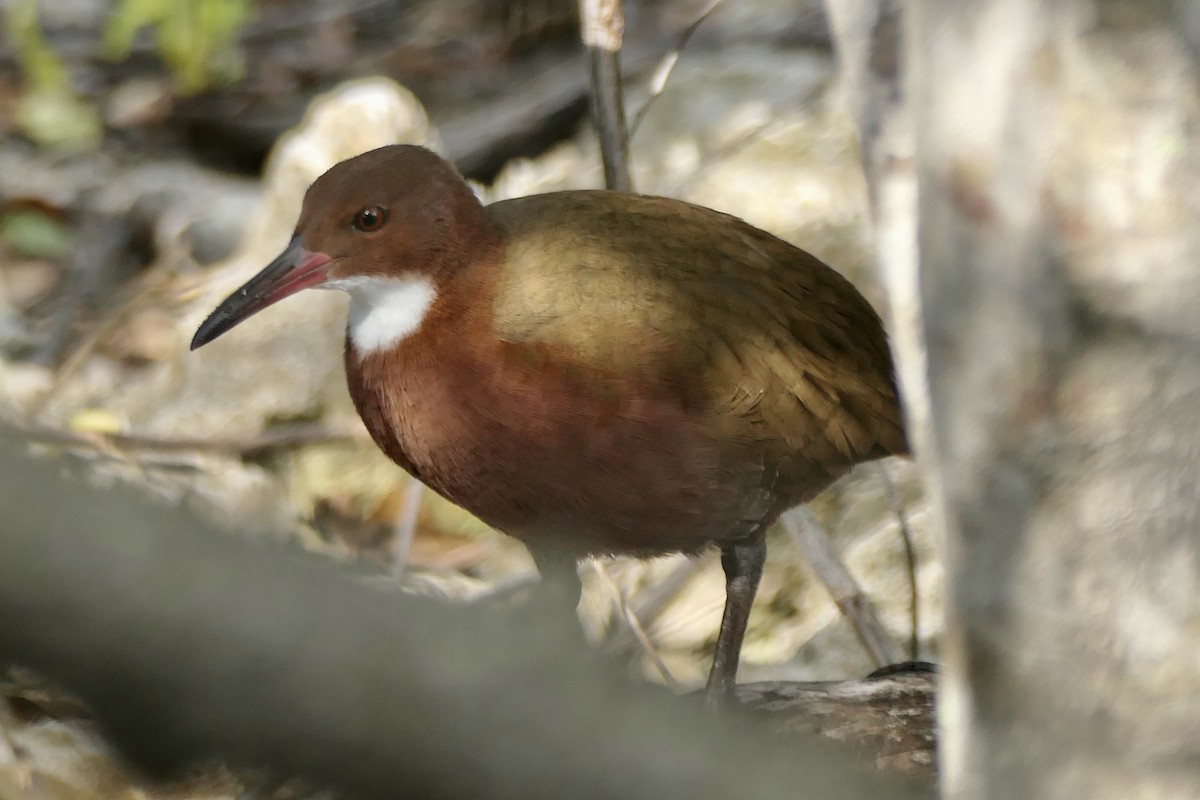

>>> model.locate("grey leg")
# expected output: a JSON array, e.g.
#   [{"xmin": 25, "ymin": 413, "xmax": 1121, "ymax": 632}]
[
  {"xmin": 528, "ymin": 544, "xmax": 583, "ymax": 610},
  {"xmin": 704, "ymin": 529, "xmax": 767, "ymax": 710}
]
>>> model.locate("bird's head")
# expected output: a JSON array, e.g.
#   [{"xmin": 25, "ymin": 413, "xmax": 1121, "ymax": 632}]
[{"xmin": 191, "ymin": 145, "xmax": 486, "ymax": 354}]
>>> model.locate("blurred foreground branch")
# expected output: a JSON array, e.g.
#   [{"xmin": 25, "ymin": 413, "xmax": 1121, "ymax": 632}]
[
  {"xmin": 0, "ymin": 440, "xmax": 929, "ymax": 800},
  {"xmin": 830, "ymin": 0, "xmax": 1200, "ymax": 797}
]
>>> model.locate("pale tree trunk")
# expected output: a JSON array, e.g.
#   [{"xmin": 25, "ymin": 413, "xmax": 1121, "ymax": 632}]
[{"xmin": 828, "ymin": 0, "xmax": 1200, "ymax": 797}]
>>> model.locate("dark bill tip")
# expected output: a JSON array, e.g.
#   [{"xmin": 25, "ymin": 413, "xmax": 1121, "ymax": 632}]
[
  {"xmin": 190, "ymin": 236, "xmax": 332, "ymax": 350},
  {"xmin": 190, "ymin": 298, "xmax": 247, "ymax": 351}
]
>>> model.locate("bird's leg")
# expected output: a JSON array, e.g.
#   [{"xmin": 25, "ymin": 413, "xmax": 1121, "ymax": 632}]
[
  {"xmin": 704, "ymin": 529, "xmax": 767, "ymax": 711},
  {"xmin": 528, "ymin": 544, "xmax": 584, "ymax": 613},
  {"xmin": 469, "ymin": 545, "xmax": 580, "ymax": 609}
]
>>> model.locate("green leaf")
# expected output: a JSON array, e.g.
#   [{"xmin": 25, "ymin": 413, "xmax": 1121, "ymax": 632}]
[
  {"xmin": 0, "ymin": 209, "xmax": 73, "ymax": 261},
  {"xmin": 103, "ymin": 0, "xmax": 251, "ymax": 93}
]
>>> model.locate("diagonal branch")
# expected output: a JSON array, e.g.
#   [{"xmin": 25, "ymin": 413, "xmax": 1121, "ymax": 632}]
[
  {"xmin": 782, "ymin": 507, "xmax": 902, "ymax": 668},
  {"xmin": 629, "ymin": 0, "xmax": 726, "ymax": 138}
]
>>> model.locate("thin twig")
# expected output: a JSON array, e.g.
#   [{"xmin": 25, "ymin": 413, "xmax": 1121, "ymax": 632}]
[
  {"xmin": 4, "ymin": 421, "xmax": 361, "ymax": 458},
  {"xmin": 629, "ymin": 0, "xmax": 726, "ymax": 139},
  {"xmin": 465, "ymin": 570, "xmax": 542, "ymax": 604},
  {"xmin": 392, "ymin": 479, "xmax": 425, "ymax": 580},
  {"xmin": 876, "ymin": 464, "xmax": 919, "ymax": 661},
  {"xmin": 580, "ymin": 0, "xmax": 633, "ymax": 191},
  {"xmin": 781, "ymin": 507, "xmax": 901, "ymax": 668},
  {"xmin": 27, "ymin": 311, "xmax": 121, "ymax": 422},
  {"xmin": 591, "ymin": 560, "xmax": 681, "ymax": 691},
  {"xmin": 604, "ymin": 557, "xmax": 698, "ymax": 654}
]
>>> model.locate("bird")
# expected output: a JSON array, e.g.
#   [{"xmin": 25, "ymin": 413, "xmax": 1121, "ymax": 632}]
[{"xmin": 191, "ymin": 144, "xmax": 907, "ymax": 708}]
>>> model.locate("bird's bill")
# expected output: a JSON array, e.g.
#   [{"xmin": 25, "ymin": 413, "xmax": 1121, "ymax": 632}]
[{"xmin": 190, "ymin": 235, "xmax": 332, "ymax": 350}]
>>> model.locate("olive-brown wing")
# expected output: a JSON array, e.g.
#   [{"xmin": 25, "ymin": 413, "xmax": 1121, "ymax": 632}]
[{"xmin": 487, "ymin": 191, "xmax": 906, "ymax": 509}]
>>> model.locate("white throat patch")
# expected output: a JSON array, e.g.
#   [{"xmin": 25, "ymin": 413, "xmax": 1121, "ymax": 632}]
[{"xmin": 322, "ymin": 275, "xmax": 438, "ymax": 356}]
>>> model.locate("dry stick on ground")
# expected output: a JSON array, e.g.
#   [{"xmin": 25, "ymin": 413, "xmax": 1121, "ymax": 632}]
[
  {"xmin": 467, "ymin": 569, "xmax": 542, "ymax": 603},
  {"xmin": 604, "ymin": 557, "xmax": 699, "ymax": 655},
  {"xmin": 628, "ymin": 557, "xmax": 699, "ymax": 620},
  {"xmin": 629, "ymin": 0, "xmax": 726, "ymax": 138},
  {"xmin": 875, "ymin": 464, "xmax": 919, "ymax": 660},
  {"xmin": 4, "ymin": 422, "xmax": 361, "ymax": 459},
  {"xmin": 28, "ymin": 309, "xmax": 128, "ymax": 421},
  {"xmin": 392, "ymin": 479, "xmax": 425, "ymax": 579},
  {"xmin": 782, "ymin": 507, "xmax": 902, "ymax": 669},
  {"xmin": 590, "ymin": 560, "xmax": 682, "ymax": 691},
  {"xmin": 580, "ymin": 0, "xmax": 633, "ymax": 192}
]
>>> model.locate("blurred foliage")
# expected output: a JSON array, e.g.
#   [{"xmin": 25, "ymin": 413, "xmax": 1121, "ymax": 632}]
[
  {"xmin": 6, "ymin": 0, "xmax": 103, "ymax": 150},
  {"xmin": 103, "ymin": 0, "xmax": 251, "ymax": 94},
  {"xmin": 5, "ymin": 0, "xmax": 252, "ymax": 149},
  {"xmin": 0, "ymin": 208, "xmax": 73, "ymax": 260}
]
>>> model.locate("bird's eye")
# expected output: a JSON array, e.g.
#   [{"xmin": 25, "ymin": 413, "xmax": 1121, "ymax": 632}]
[{"xmin": 353, "ymin": 206, "xmax": 387, "ymax": 232}]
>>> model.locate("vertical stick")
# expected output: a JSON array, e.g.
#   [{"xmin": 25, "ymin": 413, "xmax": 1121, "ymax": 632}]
[
  {"xmin": 392, "ymin": 478, "xmax": 424, "ymax": 579},
  {"xmin": 580, "ymin": 0, "xmax": 633, "ymax": 191}
]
